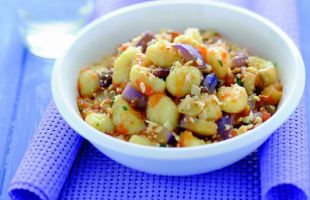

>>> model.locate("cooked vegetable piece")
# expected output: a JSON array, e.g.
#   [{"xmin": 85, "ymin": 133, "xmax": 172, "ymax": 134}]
[
  {"xmin": 112, "ymin": 95, "xmax": 146, "ymax": 135},
  {"xmin": 217, "ymin": 84, "xmax": 248, "ymax": 113},
  {"xmin": 155, "ymin": 126, "xmax": 176, "ymax": 144},
  {"xmin": 130, "ymin": 65, "xmax": 166, "ymax": 96},
  {"xmin": 180, "ymin": 116, "xmax": 217, "ymax": 136},
  {"xmin": 153, "ymin": 68, "xmax": 170, "ymax": 79},
  {"xmin": 129, "ymin": 135, "xmax": 155, "ymax": 146},
  {"xmin": 78, "ymin": 68, "xmax": 100, "ymax": 97},
  {"xmin": 147, "ymin": 94, "xmax": 179, "ymax": 131},
  {"xmin": 85, "ymin": 113, "xmax": 114, "ymax": 133},
  {"xmin": 112, "ymin": 47, "xmax": 141, "ymax": 84},
  {"xmin": 172, "ymin": 43, "xmax": 207, "ymax": 68},
  {"xmin": 166, "ymin": 65, "xmax": 203, "ymax": 97},
  {"xmin": 99, "ymin": 70, "xmax": 112, "ymax": 88},
  {"xmin": 136, "ymin": 31, "xmax": 155, "ymax": 53},
  {"xmin": 231, "ymin": 52, "xmax": 248, "ymax": 69},
  {"xmin": 146, "ymin": 40, "xmax": 180, "ymax": 67},
  {"xmin": 217, "ymin": 115, "xmax": 232, "ymax": 139},
  {"xmin": 179, "ymin": 131, "xmax": 205, "ymax": 147},
  {"xmin": 202, "ymin": 73, "xmax": 218, "ymax": 93},
  {"xmin": 122, "ymin": 83, "xmax": 147, "ymax": 109}
]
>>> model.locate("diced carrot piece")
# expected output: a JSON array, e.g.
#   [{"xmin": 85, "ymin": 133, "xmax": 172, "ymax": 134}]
[
  {"xmin": 170, "ymin": 31, "xmax": 181, "ymax": 40},
  {"xmin": 262, "ymin": 111, "xmax": 271, "ymax": 122},
  {"xmin": 116, "ymin": 124, "xmax": 129, "ymax": 135},
  {"xmin": 231, "ymin": 130, "xmax": 238, "ymax": 137},
  {"xmin": 197, "ymin": 45, "xmax": 208, "ymax": 59}
]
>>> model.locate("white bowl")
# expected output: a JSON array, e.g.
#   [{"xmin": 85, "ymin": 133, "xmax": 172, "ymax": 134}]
[{"xmin": 52, "ymin": 0, "xmax": 305, "ymax": 175}]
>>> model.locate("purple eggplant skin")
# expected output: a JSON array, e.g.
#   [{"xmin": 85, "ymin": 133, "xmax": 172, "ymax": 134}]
[
  {"xmin": 179, "ymin": 117, "xmax": 187, "ymax": 129},
  {"xmin": 172, "ymin": 43, "xmax": 208, "ymax": 69},
  {"xmin": 136, "ymin": 31, "xmax": 155, "ymax": 53},
  {"xmin": 155, "ymin": 126, "xmax": 175, "ymax": 144},
  {"xmin": 99, "ymin": 71, "xmax": 112, "ymax": 88},
  {"xmin": 122, "ymin": 83, "xmax": 147, "ymax": 109},
  {"xmin": 231, "ymin": 52, "xmax": 248, "ymax": 69},
  {"xmin": 217, "ymin": 115, "xmax": 233, "ymax": 139},
  {"xmin": 153, "ymin": 68, "xmax": 170, "ymax": 79},
  {"xmin": 202, "ymin": 73, "xmax": 218, "ymax": 93}
]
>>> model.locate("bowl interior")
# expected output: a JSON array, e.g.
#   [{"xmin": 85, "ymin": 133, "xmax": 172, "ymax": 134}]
[{"xmin": 53, "ymin": 1, "xmax": 304, "ymax": 159}]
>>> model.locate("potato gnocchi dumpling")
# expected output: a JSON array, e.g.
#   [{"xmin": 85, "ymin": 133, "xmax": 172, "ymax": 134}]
[
  {"xmin": 85, "ymin": 112, "xmax": 114, "ymax": 133},
  {"xmin": 77, "ymin": 28, "xmax": 283, "ymax": 148},
  {"xmin": 199, "ymin": 94, "xmax": 222, "ymax": 121},
  {"xmin": 181, "ymin": 116, "xmax": 218, "ymax": 136},
  {"xmin": 111, "ymin": 95, "xmax": 146, "ymax": 135},
  {"xmin": 129, "ymin": 135, "xmax": 155, "ymax": 146},
  {"xmin": 217, "ymin": 84, "xmax": 248, "ymax": 113},
  {"xmin": 166, "ymin": 65, "xmax": 203, "ymax": 98},
  {"xmin": 147, "ymin": 94, "xmax": 179, "ymax": 131},
  {"xmin": 78, "ymin": 68, "xmax": 100, "ymax": 97},
  {"xmin": 173, "ymin": 34, "xmax": 202, "ymax": 48},
  {"xmin": 179, "ymin": 131, "xmax": 205, "ymax": 147},
  {"xmin": 177, "ymin": 95, "xmax": 205, "ymax": 117},
  {"xmin": 130, "ymin": 64, "xmax": 166, "ymax": 96},
  {"xmin": 184, "ymin": 28, "xmax": 203, "ymax": 43},
  {"xmin": 146, "ymin": 40, "xmax": 180, "ymax": 67},
  {"xmin": 206, "ymin": 46, "xmax": 232, "ymax": 79},
  {"xmin": 112, "ymin": 47, "xmax": 141, "ymax": 84}
]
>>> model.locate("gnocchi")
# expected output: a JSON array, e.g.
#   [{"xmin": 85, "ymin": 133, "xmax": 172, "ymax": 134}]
[
  {"xmin": 259, "ymin": 66, "xmax": 279, "ymax": 87},
  {"xmin": 199, "ymin": 94, "xmax": 222, "ymax": 121},
  {"xmin": 179, "ymin": 131, "xmax": 205, "ymax": 147},
  {"xmin": 146, "ymin": 40, "xmax": 180, "ymax": 67},
  {"xmin": 217, "ymin": 84, "xmax": 248, "ymax": 113},
  {"xmin": 77, "ymin": 29, "xmax": 282, "ymax": 147},
  {"xmin": 166, "ymin": 65, "xmax": 203, "ymax": 98},
  {"xmin": 78, "ymin": 68, "xmax": 100, "ymax": 97},
  {"xmin": 112, "ymin": 95, "xmax": 146, "ymax": 135},
  {"xmin": 206, "ymin": 46, "xmax": 232, "ymax": 79},
  {"xmin": 177, "ymin": 95, "xmax": 204, "ymax": 117},
  {"xmin": 261, "ymin": 82, "xmax": 283, "ymax": 105},
  {"xmin": 174, "ymin": 34, "xmax": 201, "ymax": 48},
  {"xmin": 130, "ymin": 64, "xmax": 166, "ymax": 96},
  {"xmin": 181, "ymin": 116, "xmax": 218, "ymax": 136},
  {"xmin": 129, "ymin": 135, "xmax": 155, "ymax": 146},
  {"xmin": 112, "ymin": 47, "xmax": 141, "ymax": 84},
  {"xmin": 147, "ymin": 94, "xmax": 179, "ymax": 131},
  {"xmin": 85, "ymin": 112, "xmax": 114, "ymax": 133},
  {"xmin": 184, "ymin": 28, "xmax": 203, "ymax": 43},
  {"xmin": 242, "ymin": 68, "xmax": 258, "ymax": 95}
]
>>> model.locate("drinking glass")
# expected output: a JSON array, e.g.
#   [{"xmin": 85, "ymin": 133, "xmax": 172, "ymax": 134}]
[{"xmin": 17, "ymin": 0, "xmax": 95, "ymax": 58}]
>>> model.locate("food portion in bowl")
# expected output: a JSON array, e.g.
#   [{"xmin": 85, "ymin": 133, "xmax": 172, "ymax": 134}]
[{"xmin": 77, "ymin": 28, "xmax": 282, "ymax": 147}]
